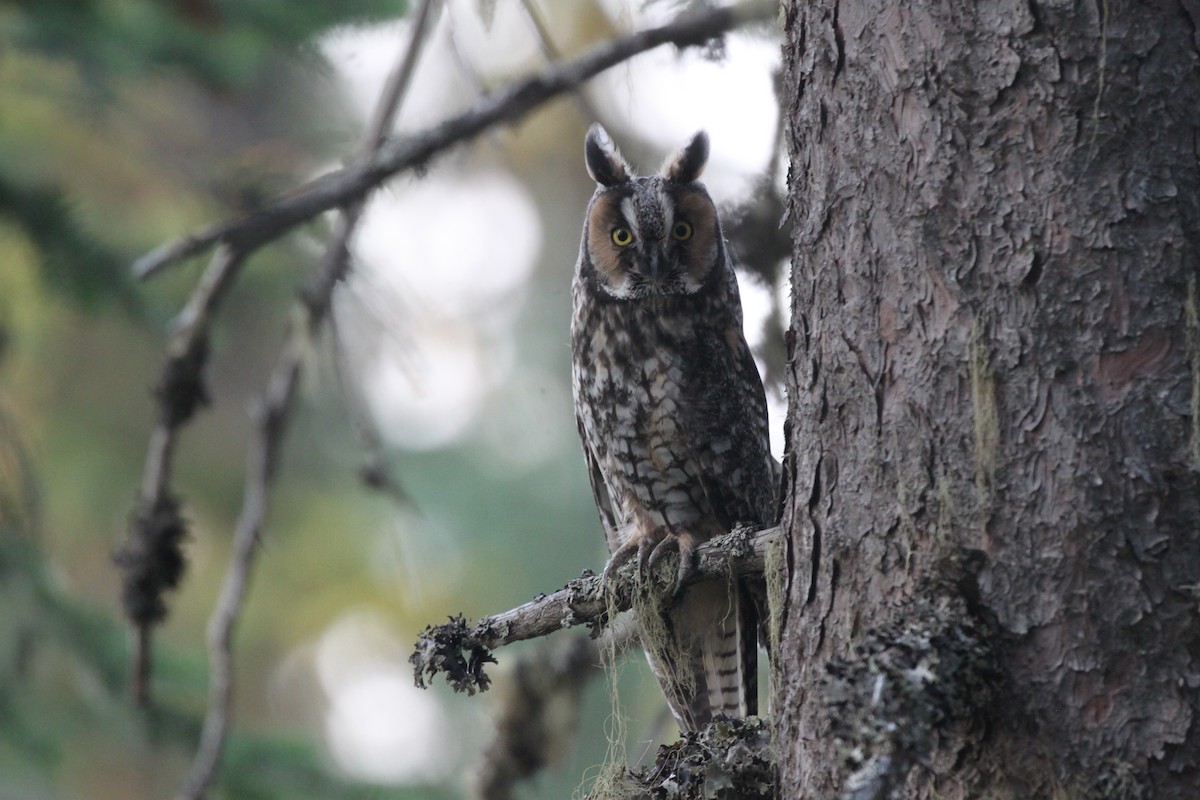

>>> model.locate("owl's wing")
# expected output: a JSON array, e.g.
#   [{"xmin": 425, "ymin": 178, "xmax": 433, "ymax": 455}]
[
  {"xmin": 683, "ymin": 322, "xmax": 778, "ymax": 531},
  {"xmin": 644, "ymin": 314, "xmax": 773, "ymax": 730},
  {"xmin": 577, "ymin": 416, "xmax": 623, "ymax": 555}
]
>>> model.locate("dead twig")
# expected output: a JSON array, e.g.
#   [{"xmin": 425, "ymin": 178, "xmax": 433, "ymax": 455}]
[
  {"xmin": 176, "ymin": 325, "xmax": 306, "ymax": 800},
  {"xmin": 517, "ymin": 0, "xmax": 605, "ymax": 124},
  {"xmin": 118, "ymin": 246, "xmax": 245, "ymax": 707}
]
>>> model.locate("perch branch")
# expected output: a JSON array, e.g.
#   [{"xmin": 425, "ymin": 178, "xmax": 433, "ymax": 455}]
[
  {"xmin": 411, "ymin": 525, "xmax": 780, "ymax": 693},
  {"xmin": 133, "ymin": 0, "xmax": 776, "ymax": 280},
  {"xmin": 175, "ymin": 3, "xmax": 439, "ymax": 798}
]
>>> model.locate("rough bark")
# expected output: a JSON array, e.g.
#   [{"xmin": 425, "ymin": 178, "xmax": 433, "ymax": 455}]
[{"xmin": 778, "ymin": 1, "xmax": 1200, "ymax": 797}]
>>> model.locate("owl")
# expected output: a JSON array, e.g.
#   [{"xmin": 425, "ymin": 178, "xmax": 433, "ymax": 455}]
[{"xmin": 570, "ymin": 124, "xmax": 777, "ymax": 731}]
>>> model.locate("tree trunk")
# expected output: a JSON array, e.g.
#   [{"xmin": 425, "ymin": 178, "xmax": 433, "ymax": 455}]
[{"xmin": 777, "ymin": 1, "xmax": 1200, "ymax": 797}]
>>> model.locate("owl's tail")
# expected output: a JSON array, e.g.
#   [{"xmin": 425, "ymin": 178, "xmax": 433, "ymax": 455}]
[{"xmin": 644, "ymin": 578, "xmax": 759, "ymax": 732}]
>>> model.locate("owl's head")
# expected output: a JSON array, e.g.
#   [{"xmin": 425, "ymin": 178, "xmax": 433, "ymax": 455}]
[{"xmin": 580, "ymin": 124, "xmax": 724, "ymax": 300}]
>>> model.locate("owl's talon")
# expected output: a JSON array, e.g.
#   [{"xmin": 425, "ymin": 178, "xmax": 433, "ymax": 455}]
[
  {"xmin": 636, "ymin": 536, "xmax": 658, "ymax": 575},
  {"xmin": 672, "ymin": 537, "xmax": 699, "ymax": 597},
  {"xmin": 673, "ymin": 554, "xmax": 696, "ymax": 597},
  {"xmin": 601, "ymin": 540, "xmax": 638, "ymax": 582},
  {"xmin": 605, "ymin": 531, "xmax": 699, "ymax": 594},
  {"xmin": 647, "ymin": 535, "xmax": 679, "ymax": 572}
]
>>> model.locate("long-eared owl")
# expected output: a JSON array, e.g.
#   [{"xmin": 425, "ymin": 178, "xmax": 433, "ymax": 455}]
[{"xmin": 570, "ymin": 124, "xmax": 776, "ymax": 731}]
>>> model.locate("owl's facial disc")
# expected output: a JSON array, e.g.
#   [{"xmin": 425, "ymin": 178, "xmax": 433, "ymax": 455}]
[{"xmin": 585, "ymin": 183, "xmax": 720, "ymax": 299}]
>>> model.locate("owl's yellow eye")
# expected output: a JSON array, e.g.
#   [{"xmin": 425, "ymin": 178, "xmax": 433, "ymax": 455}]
[
  {"xmin": 611, "ymin": 227, "xmax": 634, "ymax": 246},
  {"xmin": 672, "ymin": 221, "xmax": 694, "ymax": 241}
]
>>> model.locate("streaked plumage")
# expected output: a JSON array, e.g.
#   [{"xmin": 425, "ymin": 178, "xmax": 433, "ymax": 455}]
[{"xmin": 570, "ymin": 124, "xmax": 776, "ymax": 730}]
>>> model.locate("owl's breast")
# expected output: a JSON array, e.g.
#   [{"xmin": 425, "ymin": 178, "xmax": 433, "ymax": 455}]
[{"xmin": 571, "ymin": 292, "xmax": 728, "ymax": 535}]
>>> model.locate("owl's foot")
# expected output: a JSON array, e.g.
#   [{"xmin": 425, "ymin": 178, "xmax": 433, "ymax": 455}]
[
  {"xmin": 602, "ymin": 530, "xmax": 698, "ymax": 596},
  {"xmin": 648, "ymin": 533, "xmax": 699, "ymax": 596},
  {"xmin": 600, "ymin": 535, "xmax": 648, "ymax": 582}
]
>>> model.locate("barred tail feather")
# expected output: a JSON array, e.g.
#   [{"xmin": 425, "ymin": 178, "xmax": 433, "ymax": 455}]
[
  {"xmin": 643, "ymin": 579, "xmax": 758, "ymax": 732},
  {"xmin": 700, "ymin": 579, "xmax": 758, "ymax": 721}
]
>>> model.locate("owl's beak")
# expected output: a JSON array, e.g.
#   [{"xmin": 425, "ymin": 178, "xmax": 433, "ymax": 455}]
[{"xmin": 643, "ymin": 242, "xmax": 668, "ymax": 281}]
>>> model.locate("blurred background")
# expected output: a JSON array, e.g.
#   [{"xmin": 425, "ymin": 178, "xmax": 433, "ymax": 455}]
[{"xmin": 0, "ymin": 1, "xmax": 785, "ymax": 798}]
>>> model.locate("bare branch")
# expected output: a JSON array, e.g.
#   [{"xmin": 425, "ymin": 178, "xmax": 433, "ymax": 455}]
[
  {"xmin": 176, "ymin": 329, "xmax": 305, "ymax": 800},
  {"xmin": 411, "ymin": 525, "xmax": 780, "ymax": 693},
  {"xmin": 330, "ymin": 313, "xmax": 416, "ymax": 505},
  {"xmin": 323, "ymin": 0, "xmax": 441, "ymax": 505},
  {"xmin": 133, "ymin": 0, "xmax": 777, "ymax": 280},
  {"xmin": 167, "ymin": 247, "xmax": 248, "ymax": 354},
  {"xmin": 175, "ymin": 4, "xmax": 439, "ymax": 797},
  {"xmin": 518, "ymin": 0, "xmax": 604, "ymax": 124},
  {"xmin": 360, "ymin": 0, "xmax": 439, "ymax": 153},
  {"xmin": 119, "ymin": 246, "xmax": 245, "ymax": 707},
  {"xmin": 443, "ymin": 3, "xmax": 490, "ymax": 96}
]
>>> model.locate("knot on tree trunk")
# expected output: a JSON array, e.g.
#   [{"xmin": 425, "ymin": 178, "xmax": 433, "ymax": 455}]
[{"xmin": 823, "ymin": 582, "xmax": 1001, "ymax": 800}]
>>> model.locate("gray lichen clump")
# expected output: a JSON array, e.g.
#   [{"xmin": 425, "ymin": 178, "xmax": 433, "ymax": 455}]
[
  {"xmin": 603, "ymin": 716, "xmax": 776, "ymax": 799},
  {"xmin": 822, "ymin": 591, "xmax": 1000, "ymax": 798},
  {"xmin": 410, "ymin": 613, "xmax": 496, "ymax": 695}
]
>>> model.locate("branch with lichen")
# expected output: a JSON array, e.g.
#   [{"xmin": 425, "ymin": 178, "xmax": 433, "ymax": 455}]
[
  {"xmin": 410, "ymin": 525, "xmax": 780, "ymax": 693},
  {"xmin": 116, "ymin": 246, "xmax": 244, "ymax": 708},
  {"xmin": 414, "ymin": 539, "xmax": 1002, "ymax": 800}
]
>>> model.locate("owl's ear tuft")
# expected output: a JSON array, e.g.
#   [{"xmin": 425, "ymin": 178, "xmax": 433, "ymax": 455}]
[
  {"xmin": 585, "ymin": 124, "xmax": 630, "ymax": 187},
  {"xmin": 663, "ymin": 130, "xmax": 709, "ymax": 184}
]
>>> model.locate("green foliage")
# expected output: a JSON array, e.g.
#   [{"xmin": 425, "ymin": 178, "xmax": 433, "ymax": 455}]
[
  {"xmin": 0, "ymin": 0, "xmax": 400, "ymax": 317},
  {"xmin": 0, "ymin": 533, "xmax": 135, "ymax": 771},
  {"xmin": 0, "ymin": 172, "xmax": 137, "ymax": 312},
  {"xmin": 4, "ymin": 0, "xmax": 409, "ymax": 89}
]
